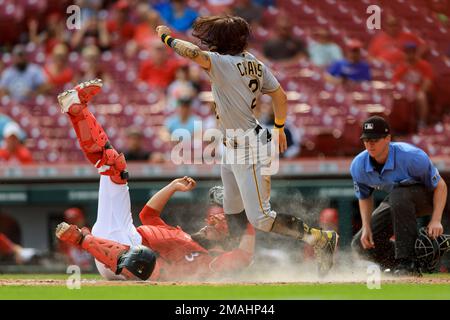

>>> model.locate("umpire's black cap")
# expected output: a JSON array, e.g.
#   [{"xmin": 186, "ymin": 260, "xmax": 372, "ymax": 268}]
[{"xmin": 360, "ymin": 116, "xmax": 390, "ymax": 140}]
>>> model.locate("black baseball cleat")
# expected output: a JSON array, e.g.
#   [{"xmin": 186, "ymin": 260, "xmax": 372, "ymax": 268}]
[{"xmin": 314, "ymin": 230, "xmax": 339, "ymax": 277}]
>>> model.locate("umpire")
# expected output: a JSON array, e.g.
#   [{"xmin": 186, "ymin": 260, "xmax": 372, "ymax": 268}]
[{"xmin": 350, "ymin": 116, "xmax": 448, "ymax": 275}]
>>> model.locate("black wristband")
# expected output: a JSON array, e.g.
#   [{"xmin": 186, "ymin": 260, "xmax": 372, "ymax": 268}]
[
  {"xmin": 274, "ymin": 122, "xmax": 285, "ymax": 128},
  {"xmin": 161, "ymin": 34, "xmax": 174, "ymax": 47}
]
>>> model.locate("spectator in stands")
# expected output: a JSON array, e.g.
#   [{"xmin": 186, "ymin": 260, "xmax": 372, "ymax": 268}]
[
  {"xmin": 0, "ymin": 232, "xmax": 38, "ymax": 265},
  {"xmin": 205, "ymin": 0, "xmax": 234, "ymax": 15},
  {"xmin": 263, "ymin": 14, "xmax": 308, "ymax": 65},
  {"xmin": 428, "ymin": 0, "xmax": 449, "ymax": 26},
  {"xmin": 0, "ymin": 45, "xmax": 49, "ymax": 102},
  {"xmin": 70, "ymin": 15, "xmax": 111, "ymax": 52},
  {"xmin": 164, "ymin": 97, "xmax": 201, "ymax": 135},
  {"xmin": 127, "ymin": 2, "xmax": 161, "ymax": 57},
  {"xmin": 76, "ymin": 45, "xmax": 112, "ymax": 84},
  {"xmin": 28, "ymin": 13, "xmax": 67, "ymax": 55},
  {"xmin": 253, "ymin": 0, "xmax": 276, "ymax": 6},
  {"xmin": 139, "ymin": 40, "xmax": 181, "ymax": 90},
  {"xmin": 44, "ymin": 44, "xmax": 74, "ymax": 91},
  {"xmin": 167, "ymin": 65, "xmax": 198, "ymax": 112},
  {"xmin": 368, "ymin": 15, "xmax": 426, "ymax": 66},
  {"xmin": 232, "ymin": 0, "xmax": 264, "ymax": 26},
  {"xmin": 308, "ymin": 28, "xmax": 343, "ymax": 68},
  {"xmin": 392, "ymin": 43, "xmax": 434, "ymax": 129},
  {"xmin": 326, "ymin": 39, "xmax": 371, "ymax": 84},
  {"xmin": 153, "ymin": 0, "xmax": 199, "ymax": 33},
  {"xmin": 0, "ymin": 115, "xmax": 25, "ymax": 142},
  {"xmin": 106, "ymin": 0, "xmax": 136, "ymax": 48},
  {"xmin": 124, "ymin": 127, "xmax": 151, "ymax": 161},
  {"xmin": 58, "ymin": 207, "xmax": 93, "ymax": 270},
  {"xmin": 0, "ymin": 122, "xmax": 33, "ymax": 165},
  {"xmin": 76, "ymin": 0, "xmax": 103, "ymax": 24}
]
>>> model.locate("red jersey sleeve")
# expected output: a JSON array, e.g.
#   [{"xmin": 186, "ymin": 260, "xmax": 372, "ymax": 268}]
[
  {"xmin": 0, "ymin": 233, "xmax": 15, "ymax": 255},
  {"xmin": 209, "ymin": 249, "xmax": 252, "ymax": 273},
  {"xmin": 139, "ymin": 205, "xmax": 168, "ymax": 227}
]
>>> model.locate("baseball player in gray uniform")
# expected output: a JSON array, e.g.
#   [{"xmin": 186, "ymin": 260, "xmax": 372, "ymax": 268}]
[{"xmin": 156, "ymin": 15, "xmax": 338, "ymax": 275}]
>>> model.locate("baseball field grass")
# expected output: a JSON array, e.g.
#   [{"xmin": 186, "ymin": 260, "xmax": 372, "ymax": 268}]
[{"xmin": 0, "ymin": 273, "xmax": 449, "ymax": 300}]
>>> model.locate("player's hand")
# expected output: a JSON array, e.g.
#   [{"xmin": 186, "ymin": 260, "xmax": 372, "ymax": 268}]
[
  {"xmin": 427, "ymin": 219, "xmax": 443, "ymax": 239},
  {"xmin": 156, "ymin": 25, "xmax": 171, "ymax": 38},
  {"xmin": 274, "ymin": 128, "xmax": 287, "ymax": 153},
  {"xmin": 361, "ymin": 226, "xmax": 375, "ymax": 249},
  {"xmin": 172, "ymin": 176, "xmax": 196, "ymax": 192}
]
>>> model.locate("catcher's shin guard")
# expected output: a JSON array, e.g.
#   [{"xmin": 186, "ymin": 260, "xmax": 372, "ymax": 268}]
[
  {"xmin": 81, "ymin": 234, "xmax": 131, "ymax": 277},
  {"xmin": 96, "ymin": 142, "xmax": 129, "ymax": 184},
  {"xmin": 56, "ymin": 223, "xmax": 141, "ymax": 280},
  {"xmin": 68, "ymin": 105, "xmax": 109, "ymax": 165},
  {"xmin": 69, "ymin": 109, "xmax": 128, "ymax": 184},
  {"xmin": 59, "ymin": 84, "xmax": 128, "ymax": 184}
]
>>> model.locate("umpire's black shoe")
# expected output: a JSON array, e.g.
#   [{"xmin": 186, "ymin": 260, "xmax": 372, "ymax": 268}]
[{"xmin": 385, "ymin": 259, "xmax": 422, "ymax": 277}]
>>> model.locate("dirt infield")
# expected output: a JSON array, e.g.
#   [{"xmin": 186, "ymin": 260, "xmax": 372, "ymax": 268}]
[{"xmin": 0, "ymin": 276, "xmax": 449, "ymax": 286}]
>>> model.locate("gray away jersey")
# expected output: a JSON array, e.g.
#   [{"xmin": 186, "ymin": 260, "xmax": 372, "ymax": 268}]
[{"xmin": 206, "ymin": 51, "xmax": 280, "ymax": 133}]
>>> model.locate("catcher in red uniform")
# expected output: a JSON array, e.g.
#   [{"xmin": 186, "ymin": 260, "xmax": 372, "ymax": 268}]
[{"xmin": 55, "ymin": 79, "xmax": 255, "ymax": 281}]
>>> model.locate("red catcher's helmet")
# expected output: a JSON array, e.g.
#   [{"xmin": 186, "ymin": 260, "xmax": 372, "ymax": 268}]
[
  {"xmin": 205, "ymin": 206, "xmax": 228, "ymax": 238},
  {"xmin": 64, "ymin": 208, "xmax": 85, "ymax": 225}
]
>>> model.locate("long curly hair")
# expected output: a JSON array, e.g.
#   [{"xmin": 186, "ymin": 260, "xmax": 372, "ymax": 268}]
[{"xmin": 192, "ymin": 15, "xmax": 250, "ymax": 56}]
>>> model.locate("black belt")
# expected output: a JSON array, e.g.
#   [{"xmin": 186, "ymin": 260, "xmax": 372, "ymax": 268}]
[{"xmin": 223, "ymin": 125, "xmax": 272, "ymax": 148}]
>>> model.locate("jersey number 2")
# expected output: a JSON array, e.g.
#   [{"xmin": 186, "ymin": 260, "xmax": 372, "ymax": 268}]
[{"xmin": 248, "ymin": 79, "xmax": 259, "ymax": 109}]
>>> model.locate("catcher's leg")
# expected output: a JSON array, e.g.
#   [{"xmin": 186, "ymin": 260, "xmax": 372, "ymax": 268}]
[
  {"xmin": 56, "ymin": 223, "xmax": 156, "ymax": 280},
  {"xmin": 57, "ymin": 79, "xmax": 128, "ymax": 185}
]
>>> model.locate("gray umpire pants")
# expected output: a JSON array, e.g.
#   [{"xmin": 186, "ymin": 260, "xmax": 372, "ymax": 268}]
[{"xmin": 351, "ymin": 185, "xmax": 434, "ymax": 268}]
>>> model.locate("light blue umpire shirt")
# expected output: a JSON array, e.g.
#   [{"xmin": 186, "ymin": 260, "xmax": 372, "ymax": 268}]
[{"xmin": 350, "ymin": 142, "xmax": 441, "ymax": 200}]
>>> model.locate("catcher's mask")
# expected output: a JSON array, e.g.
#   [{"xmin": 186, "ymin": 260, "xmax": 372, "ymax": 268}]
[
  {"xmin": 117, "ymin": 245, "xmax": 157, "ymax": 280},
  {"xmin": 415, "ymin": 227, "xmax": 450, "ymax": 273},
  {"xmin": 208, "ymin": 186, "xmax": 224, "ymax": 207}
]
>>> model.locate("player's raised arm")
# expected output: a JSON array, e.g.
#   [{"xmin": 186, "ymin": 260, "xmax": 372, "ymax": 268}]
[
  {"xmin": 156, "ymin": 25, "xmax": 211, "ymax": 70},
  {"xmin": 145, "ymin": 176, "xmax": 197, "ymax": 213}
]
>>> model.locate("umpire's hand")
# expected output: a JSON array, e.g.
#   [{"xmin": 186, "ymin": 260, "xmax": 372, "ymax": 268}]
[
  {"xmin": 427, "ymin": 219, "xmax": 443, "ymax": 239},
  {"xmin": 361, "ymin": 226, "xmax": 375, "ymax": 249}
]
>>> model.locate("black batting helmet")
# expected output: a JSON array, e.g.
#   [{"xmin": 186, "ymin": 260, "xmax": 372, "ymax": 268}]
[{"xmin": 117, "ymin": 245, "xmax": 157, "ymax": 280}]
